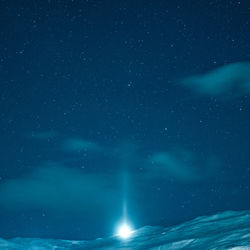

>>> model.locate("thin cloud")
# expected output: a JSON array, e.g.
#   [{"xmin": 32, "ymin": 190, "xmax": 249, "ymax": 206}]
[
  {"xmin": 30, "ymin": 131, "xmax": 57, "ymax": 140},
  {"xmin": 0, "ymin": 163, "xmax": 118, "ymax": 213},
  {"xmin": 62, "ymin": 138, "xmax": 103, "ymax": 153},
  {"xmin": 147, "ymin": 149, "xmax": 219, "ymax": 182},
  {"xmin": 181, "ymin": 62, "xmax": 250, "ymax": 97}
]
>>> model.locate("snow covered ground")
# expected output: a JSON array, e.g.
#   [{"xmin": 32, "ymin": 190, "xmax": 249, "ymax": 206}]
[{"xmin": 1, "ymin": 210, "xmax": 250, "ymax": 249}]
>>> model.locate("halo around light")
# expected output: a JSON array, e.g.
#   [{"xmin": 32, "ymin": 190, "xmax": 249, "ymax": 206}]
[{"xmin": 117, "ymin": 222, "xmax": 133, "ymax": 239}]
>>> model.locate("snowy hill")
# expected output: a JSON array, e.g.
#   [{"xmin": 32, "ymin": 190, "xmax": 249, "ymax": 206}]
[{"xmin": 1, "ymin": 210, "xmax": 250, "ymax": 249}]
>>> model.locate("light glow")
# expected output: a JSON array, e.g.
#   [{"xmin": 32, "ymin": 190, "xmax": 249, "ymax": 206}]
[{"xmin": 117, "ymin": 223, "xmax": 133, "ymax": 239}]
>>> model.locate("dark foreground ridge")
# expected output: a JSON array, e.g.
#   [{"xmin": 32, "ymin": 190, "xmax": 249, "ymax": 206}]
[{"xmin": 1, "ymin": 210, "xmax": 250, "ymax": 249}]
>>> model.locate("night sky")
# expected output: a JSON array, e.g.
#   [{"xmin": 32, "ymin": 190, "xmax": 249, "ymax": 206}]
[{"xmin": 0, "ymin": 0, "xmax": 250, "ymax": 241}]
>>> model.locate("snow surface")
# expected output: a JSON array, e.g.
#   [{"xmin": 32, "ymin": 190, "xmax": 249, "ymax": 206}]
[{"xmin": 1, "ymin": 210, "xmax": 250, "ymax": 249}]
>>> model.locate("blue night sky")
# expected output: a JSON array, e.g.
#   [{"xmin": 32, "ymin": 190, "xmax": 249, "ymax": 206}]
[{"xmin": 0, "ymin": 0, "xmax": 250, "ymax": 240}]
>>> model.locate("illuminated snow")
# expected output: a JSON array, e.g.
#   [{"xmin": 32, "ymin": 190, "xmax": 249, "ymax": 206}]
[{"xmin": 1, "ymin": 210, "xmax": 250, "ymax": 249}]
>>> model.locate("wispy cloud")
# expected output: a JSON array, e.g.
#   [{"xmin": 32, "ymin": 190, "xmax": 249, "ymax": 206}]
[
  {"xmin": 147, "ymin": 149, "xmax": 219, "ymax": 182},
  {"xmin": 30, "ymin": 131, "xmax": 57, "ymax": 140},
  {"xmin": 62, "ymin": 138, "xmax": 103, "ymax": 153},
  {"xmin": 0, "ymin": 162, "xmax": 118, "ymax": 213},
  {"xmin": 25, "ymin": 131, "xmax": 221, "ymax": 184},
  {"xmin": 181, "ymin": 62, "xmax": 250, "ymax": 97}
]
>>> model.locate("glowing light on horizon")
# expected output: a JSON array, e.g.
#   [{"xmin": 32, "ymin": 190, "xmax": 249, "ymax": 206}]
[
  {"xmin": 117, "ymin": 222, "xmax": 133, "ymax": 239},
  {"xmin": 115, "ymin": 167, "xmax": 134, "ymax": 240}
]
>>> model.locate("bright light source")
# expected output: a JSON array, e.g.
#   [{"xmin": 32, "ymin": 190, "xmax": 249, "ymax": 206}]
[{"xmin": 117, "ymin": 223, "xmax": 133, "ymax": 239}]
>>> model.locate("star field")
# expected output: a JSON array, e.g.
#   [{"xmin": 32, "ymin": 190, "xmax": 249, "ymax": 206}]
[{"xmin": 0, "ymin": 0, "xmax": 250, "ymax": 240}]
